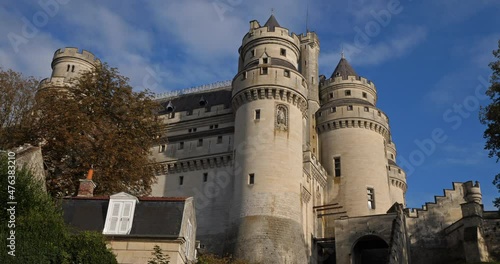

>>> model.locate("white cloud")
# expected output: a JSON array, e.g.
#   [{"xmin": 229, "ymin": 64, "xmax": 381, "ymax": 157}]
[{"xmin": 319, "ymin": 25, "xmax": 427, "ymax": 72}]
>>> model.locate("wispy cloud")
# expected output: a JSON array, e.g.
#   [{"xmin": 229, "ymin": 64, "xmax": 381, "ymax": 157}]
[
  {"xmin": 319, "ymin": 25, "xmax": 427, "ymax": 72},
  {"xmin": 436, "ymin": 143, "xmax": 488, "ymax": 166}
]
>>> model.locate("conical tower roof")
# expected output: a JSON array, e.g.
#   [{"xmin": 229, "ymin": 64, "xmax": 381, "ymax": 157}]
[
  {"xmin": 330, "ymin": 57, "xmax": 358, "ymax": 79},
  {"xmin": 264, "ymin": 14, "xmax": 281, "ymax": 31}
]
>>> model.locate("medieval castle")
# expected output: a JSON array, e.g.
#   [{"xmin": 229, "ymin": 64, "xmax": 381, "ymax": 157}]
[{"xmin": 38, "ymin": 15, "xmax": 499, "ymax": 264}]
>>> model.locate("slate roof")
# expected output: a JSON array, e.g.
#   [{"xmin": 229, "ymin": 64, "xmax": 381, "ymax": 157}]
[
  {"xmin": 159, "ymin": 88, "xmax": 232, "ymax": 114},
  {"xmin": 62, "ymin": 196, "xmax": 187, "ymax": 238},
  {"xmin": 330, "ymin": 58, "xmax": 358, "ymax": 79},
  {"xmin": 264, "ymin": 14, "xmax": 281, "ymax": 31}
]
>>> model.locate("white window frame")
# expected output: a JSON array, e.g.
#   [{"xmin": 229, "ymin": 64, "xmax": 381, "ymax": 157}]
[{"xmin": 103, "ymin": 192, "xmax": 138, "ymax": 235}]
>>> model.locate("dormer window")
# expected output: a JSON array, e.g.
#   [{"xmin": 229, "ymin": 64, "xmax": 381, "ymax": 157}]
[
  {"xmin": 263, "ymin": 58, "xmax": 268, "ymax": 64},
  {"xmin": 103, "ymin": 192, "xmax": 138, "ymax": 235}
]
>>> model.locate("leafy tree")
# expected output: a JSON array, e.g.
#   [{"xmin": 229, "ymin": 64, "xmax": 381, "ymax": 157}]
[
  {"xmin": 32, "ymin": 63, "xmax": 162, "ymax": 197},
  {"xmin": 480, "ymin": 40, "xmax": 500, "ymax": 209},
  {"xmin": 0, "ymin": 152, "xmax": 117, "ymax": 263},
  {"xmin": 196, "ymin": 253, "xmax": 252, "ymax": 264},
  {"xmin": 148, "ymin": 245, "xmax": 170, "ymax": 264},
  {"xmin": 0, "ymin": 68, "xmax": 39, "ymax": 149}
]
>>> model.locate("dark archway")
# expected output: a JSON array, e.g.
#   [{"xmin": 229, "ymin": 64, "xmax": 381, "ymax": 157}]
[{"xmin": 352, "ymin": 235, "xmax": 389, "ymax": 264}]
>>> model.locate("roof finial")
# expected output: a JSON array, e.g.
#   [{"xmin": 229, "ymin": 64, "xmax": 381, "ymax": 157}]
[
  {"xmin": 341, "ymin": 45, "xmax": 345, "ymax": 59},
  {"xmin": 271, "ymin": 8, "xmax": 274, "ymax": 15}
]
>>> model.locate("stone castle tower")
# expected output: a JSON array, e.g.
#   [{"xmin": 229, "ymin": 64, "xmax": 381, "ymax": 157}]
[
  {"xmin": 40, "ymin": 15, "xmax": 499, "ymax": 264},
  {"xmin": 37, "ymin": 47, "xmax": 100, "ymax": 97},
  {"xmin": 229, "ymin": 15, "xmax": 310, "ymax": 263}
]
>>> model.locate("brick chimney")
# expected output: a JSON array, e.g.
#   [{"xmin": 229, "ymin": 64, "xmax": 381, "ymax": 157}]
[{"xmin": 77, "ymin": 168, "xmax": 96, "ymax": 197}]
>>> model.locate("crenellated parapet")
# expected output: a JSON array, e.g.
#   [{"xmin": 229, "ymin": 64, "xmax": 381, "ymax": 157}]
[
  {"xmin": 388, "ymin": 164, "xmax": 407, "ymax": 193},
  {"xmin": 463, "ymin": 181, "xmax": 482, "ymax": 204},
  {"xmin": 239, "ymin": 19, "xmax": 301, "ymax": 72},
  {"xmin": 232, "ymin": 66, "xmax": 308, "ymax": 114},
  {"xmin": 52, "ymin": 47, "xmax": 101, "ymax": 67},
  {"xmin": 320, "ymin": 75, "xmax": 377, "ymax": 106}
]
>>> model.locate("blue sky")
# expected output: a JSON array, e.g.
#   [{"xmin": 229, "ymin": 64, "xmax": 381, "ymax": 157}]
[{"xmin": 1, "ymin": 0, "xmax": 499, "ymax": 210}]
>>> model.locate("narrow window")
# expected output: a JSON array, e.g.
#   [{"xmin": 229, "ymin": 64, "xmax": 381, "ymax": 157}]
[
  {"xmin": 331, "ymin": 107, "xmax": 336, "ymax": 113},
  {"xmin": 329, "ymin": 93, "xmax": 333, "ymax": 99},
  {"xmin": 71, "ymin": 65, "xmax": 75, "ymax": 72},
  {"xmin": 347, "ymin": 105, "xmax": 353, "ymax": 111},
  {"xmin": 251, "ymin": 49, "xmax": 255, "ymax": 57},
  {"xmin": 197, "ymin": 139, "xmax": 203, "ymax": 147},
  {"xmin": 334, "ymin": 157, "xmax": 341, "ymax": 177},
  {"xmin": 242, "ymin": 71, "xmax": 247, "ymax": 80},
  {"xmin": 217, "ymin": 136, "xmax": 223, "ymax": 144},
  {"xmin": 160, "ymin": 145, "xmax": 166, "ymax": 152},
  {"xmin": 179, "ymin": 142, "xmax": 184, "ymax": 150},
  {"xmin": 390, "ymin": 154, "xmax": 394, "ymax": 159},
  {"xmin": 280, "ymin": 48, "xmax": 286, "ymax": 56},
  {"xmin": 214, "ymin": 124, "xmax": 218, "ymax": 129},
  {"xmin": 263, "ymin": 58, "xmax": 268, "ymax": 64},
  {"xmin": 345, "ymin": 90, "xmax": 351, "ymax": 96},
  {"xmin": 255, "ymin": 109, "xmax": 261, "ymax": 120},
  {"xmin": 67, "ymin": 64, "xmax": 70, "ymax": 72},
  {"xmin": 378, "ymin": 111, "xmax": 381, "ymax": 116},
  {"xmin": 248, "ymin": 173, "xmax": 255, "ymax": 185},
  {"xmin": 179, "ymin": 176, "xmax": 184, "ymax": 185},
  {"xmin": 318, "ymin": 111, "xmax": 322, "ymax": 117},
  {"xmin": 203, "ymin": 173, "xmax": 208, "ymax": 182},
  {"xmin": 364, "ymin": 107, "xmax": 369, "ymax": 112},
  {"xmin": 261, "ymin": 67, "xmax": 268, "ymax": 75},
  {"xmin": 168, "ymin": 112, "xmax": 175, "ymax": 119},
  {"xmin": 362, "ymin": 92, "xmax": 367, "ymax": 98},
  {"xmin": 367, "ymin": 188, "xmax": 375, "ymax": 209},
  {"xmin": 284, "ymin": 70, "xmax": 290, "ymax": 77},
  {"xmin": 188, "ymin": 128, "xmax": 192, "ymax": 133}
]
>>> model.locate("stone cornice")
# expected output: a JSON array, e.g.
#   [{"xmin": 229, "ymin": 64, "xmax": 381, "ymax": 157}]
[
  {"xmin": 231, "ymin": 86, "xmax": 307, "ymax": 114},
  {"xmin": 153, "ymin": 153, "xmax": 233, "ymax": 175},
  {"xmin": 317, "ymin": 117, "xmax": 390, "ymax": 141}
]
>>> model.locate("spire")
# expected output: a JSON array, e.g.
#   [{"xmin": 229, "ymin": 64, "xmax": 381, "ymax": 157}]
[
  {"xmin": 264, "ymin": 14, "xmax": 281, "ymax": 31},
  {"xmin": 330, "ymin": 57, "xmax": 358, "ymax": 79}
]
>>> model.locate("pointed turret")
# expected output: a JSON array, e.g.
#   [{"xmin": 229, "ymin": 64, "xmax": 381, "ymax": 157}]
[
  {"xmin": 264, "ymin": 14, "xmax": 280, "ymax": 31},
  {"xmin": 330, "ymin": 57, "xmax": 358, "ymax": 79}
]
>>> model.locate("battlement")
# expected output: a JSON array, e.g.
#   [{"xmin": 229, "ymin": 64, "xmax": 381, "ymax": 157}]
[
  {"xmin": 320, "ymin": 75, "xmax": 376, "ymax": 91},
  {"xmin": 298, "ymin": 31, "xmax": 320, "ymax": 45},
  {"xmin": 242, "ymin": 25, "xmax": 301, "ymax": 49},
  {"xmin": 405, "ymin": 181, "xmax": 479, "ymax": 219},
  {"xmin": 52, "ymin": 47, "xmax": 101, "ymax": 66}
]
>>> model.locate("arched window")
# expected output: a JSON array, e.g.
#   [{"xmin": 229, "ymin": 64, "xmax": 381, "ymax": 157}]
[{"xmin": 352, "ymin": 235, "xmax": 389, "ymax": 264}]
